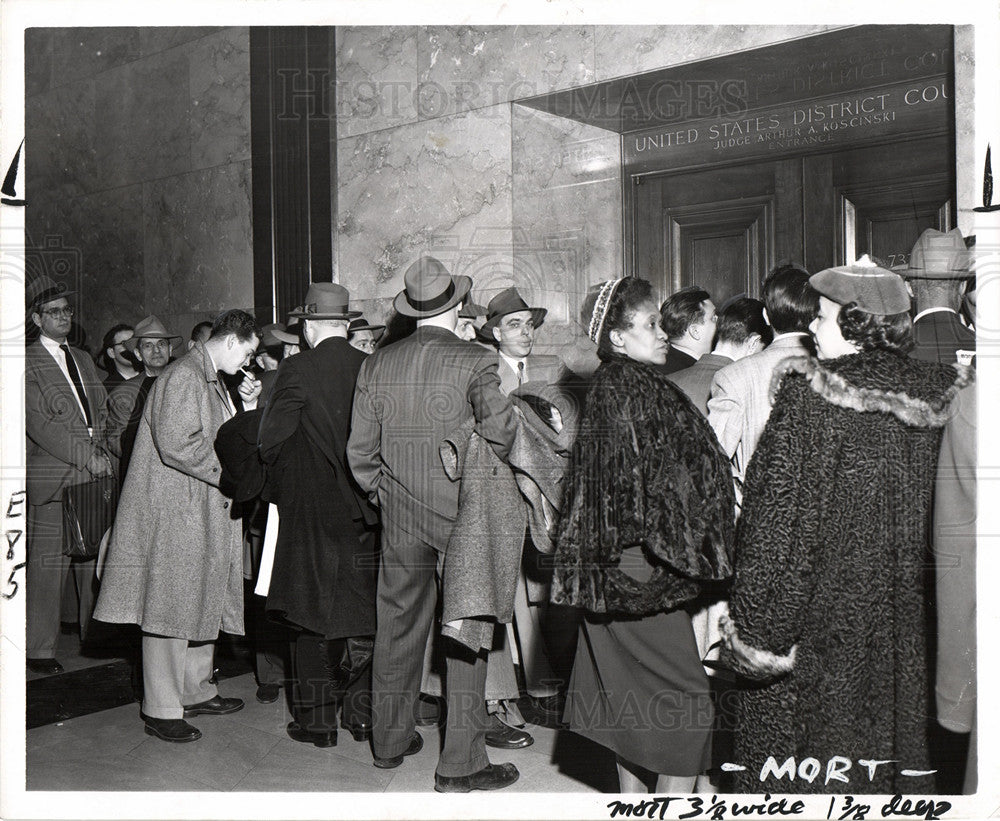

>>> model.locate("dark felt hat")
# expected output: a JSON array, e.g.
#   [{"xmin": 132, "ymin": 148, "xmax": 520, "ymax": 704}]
[
  {"xmin": 26, "ymin": 275, "xmax": 74, "ymax": 310},
  {"xmin": 393, "ymin": 256, "xmax": 472, "ymax": 318},
  {"xmin": 348, "ymin": 315, "xmax": 386, "ymax": 342},
  {"xmin": 479, "ymin": 287, "xmax": 547, "ymax": 338},
  {"xmin": 288, "ymin": 283, "xmax": 362, "ymax": 320}
]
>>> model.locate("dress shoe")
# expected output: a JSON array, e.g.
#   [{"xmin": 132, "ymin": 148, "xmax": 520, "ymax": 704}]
[
  {"xmin": 255, "ymin": 683, "xmax": 281, "ymax": 703},
  {"xmin": 340, "ymin": 718, "xmax": 372, "ymax": 742},
  {"xmin": 485, "ymin": 716, "xmax": 533, "ymax": 749},
  {"xmin": 435, "ymin": 762, "xmax": 520, "ymax": 793},
  {"xmin": 26, "ymin": 658, "xmax": 64, "ymax": 676},
  {"xmin": 531, "ymin": 693, "xmax": 565, "ymax": 716},
  {"xmin": 286, "ymin": 721, "xmax": 337, "ymax": 748},
  {"xmin": 372, "ymin": 732, "xmax": 423, "ymax": 769},
  {"xmin": 183, "ymin": 695, "xmax": 244, "ymax": 717},
  {"xmin": 141, "ymin": 713, "xmax": 202, "ymax": 743}
]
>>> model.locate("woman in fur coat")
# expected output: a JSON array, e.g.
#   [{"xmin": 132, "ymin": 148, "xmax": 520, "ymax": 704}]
[
  {"xmin": 721, "ymin": 258, "xmax": 973, "ymax": 794},
  {"xmin": 552, "ymin": 277, "xmax": 735, "ymax": 793}
]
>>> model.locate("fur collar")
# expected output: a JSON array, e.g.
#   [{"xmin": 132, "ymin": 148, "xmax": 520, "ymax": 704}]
[{"xmin": 769, "ymin": 352, "xmax": 973, "ymax": 428}]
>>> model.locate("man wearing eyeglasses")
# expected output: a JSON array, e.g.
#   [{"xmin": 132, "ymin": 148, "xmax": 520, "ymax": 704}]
[{"xmin": 24, "ymin": 276, "xmax": 112, "ymax": 676}]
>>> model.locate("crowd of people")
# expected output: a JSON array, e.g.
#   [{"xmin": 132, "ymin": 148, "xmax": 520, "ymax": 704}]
[{"xmin": 24, "ymin": 227, "xmax": 976, "ymax": 795}]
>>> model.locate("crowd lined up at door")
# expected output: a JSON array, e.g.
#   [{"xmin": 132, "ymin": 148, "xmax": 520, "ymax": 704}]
[{"xmin": 24, "ymin": 227, "xmax": 975, "ymax": 794}]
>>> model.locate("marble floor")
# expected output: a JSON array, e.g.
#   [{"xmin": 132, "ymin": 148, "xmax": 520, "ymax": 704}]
[{"xmin": 26, "ymin": 671, "xmax": 616, "ymax": 793}]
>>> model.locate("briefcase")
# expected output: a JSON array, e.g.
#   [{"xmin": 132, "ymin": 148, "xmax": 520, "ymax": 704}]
[{"xmin": 63, "ymin": 475, "xmax": 119, "ymax": 559}]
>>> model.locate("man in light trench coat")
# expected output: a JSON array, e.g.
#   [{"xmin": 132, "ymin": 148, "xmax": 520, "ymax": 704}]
[{"xmin": 94, "ymin": 310, "xmax": 262, "ymax": 743}]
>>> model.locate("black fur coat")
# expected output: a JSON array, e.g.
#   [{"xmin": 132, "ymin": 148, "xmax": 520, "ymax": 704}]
[
  {"xmin": 722, "ymin": 349, "xmax": 973, "ymax": 794},
  {"xmin": 551, "ymin": 354, "xmax": 735, "ymax": 616}
]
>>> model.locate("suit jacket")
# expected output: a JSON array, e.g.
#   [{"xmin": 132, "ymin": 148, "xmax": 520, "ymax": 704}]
[
  {"xmin": 258, "ymin": 336, "xmax": 376, "ymax": 638},
  {"xmin": 656, "ymin": 345, "xmax": 697, "ymax": 376},
  {"xmin": 667, "ymin": 353, "xmax": 734, "ymax": 416},
  {"xmin": 707, "ymin": 333, "xmax": 811, "ymax": 483},
  {"xmin": 105, "ymin": 374, "xmax": 156, "ymax": 484},
  {"xmin": 94, "ymin": 342, "xmax": 245, "ymax": 641},
  {"xmin": 347, "ymin": 325, "xmax": 517, "ymax": 549},
  {"xmin": 496, "ymin": 352, "xmax": 566, "ymax": 397},
  {"xmin": 25, "ymin": 339, "xmax": 108, "ymax": 505},
  {"xmin": 911, "ymin": 310, "xmax": 976, "ymax": 366}
]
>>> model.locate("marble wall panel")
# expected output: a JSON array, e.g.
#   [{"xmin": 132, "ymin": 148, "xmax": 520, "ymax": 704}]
[
  {"xmin": 25, "ymin": 28, "xmax": 54, "ymax": 98},
  {"xmin": 95, "ymin": 46, "xmax": 193, "ymax": 190},
  {"xmin": 417, "ymin": 26, "xmax": 595, "ymax": 119},
  {"xmin": 336, "ymin": 26, "xmax": 419, "ymax": 138},
  {"xmin": 25, "ymin": 77, "xmax": 99, "ymax": 201},
  {"xmin": 593, "ymin": 25, "xmax": 840, "ymax": 82},
  {"xmin": 954, "ymin": 25, "xmax": 976, "ymax": 233},
  {"xmin": 337, "ymin": 105, "xmax": 514, "ymax": 320},
  {"xmin": 142, "ymin": 160, "xmax": 253, "ymax": 327},
  {"xmin": 189, "ymin": 28, "xmax": 252, "ymax": 169},
  {"xmin": 49, "ymin": 28, "xmax": 142, "ymax": 88},
  {"xmin": 139, "ymin": 27, "xmax": 226, "ymax": 58},
  {"xmin": 511, "ymin": 106, "xmax": 622, "ymax": 371}
]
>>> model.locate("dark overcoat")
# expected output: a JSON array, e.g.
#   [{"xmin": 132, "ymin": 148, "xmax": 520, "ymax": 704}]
[
  {"xmin": 722, "ymin": 350, "xmax": 972, "ymax": 794},
  {"xmin": 258, "ymin": 336, "xmax": 377, "ymax": 639},
  {"xmin": 93, "ymin": 343, "xmax": 245, "ymax": 641}
]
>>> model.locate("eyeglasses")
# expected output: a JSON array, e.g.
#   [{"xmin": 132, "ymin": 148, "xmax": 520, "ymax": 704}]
[{"xmin": 41, "ymin": 307, "xmax": 74, "ymax": 318}]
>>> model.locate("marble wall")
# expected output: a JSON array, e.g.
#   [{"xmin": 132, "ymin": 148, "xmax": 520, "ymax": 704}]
[
  {"xmin": 333, "ymin": 25, "xmax": 841, "ymax": 361},
  {"xmin": 25, "ymin": 26, "xmax": 252, "ymax": 353}
]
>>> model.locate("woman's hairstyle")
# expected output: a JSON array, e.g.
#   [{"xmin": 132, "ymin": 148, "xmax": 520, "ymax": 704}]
[
  {"xmin": 581, "ymin": 277, "xmax": 655, "ymax": 361},
  {"xmin": 837, "ymin": 303, "xmax": 914, "ymax": 354},
  {"xmin": 762, "ymin": 264, "xmax": 819, "ymax": 333}
]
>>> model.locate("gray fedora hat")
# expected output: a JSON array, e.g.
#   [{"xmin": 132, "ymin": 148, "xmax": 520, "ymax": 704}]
[
  {"xmin": 288, "ymin": 283, "xmax": 362, "ymax": 320},
  {"xmin": 393, "ymin": 256, "xmax": 472, "ymax": 318}
]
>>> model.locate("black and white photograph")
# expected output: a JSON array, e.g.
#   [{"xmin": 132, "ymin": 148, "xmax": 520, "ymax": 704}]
[{"xmin": 1, "ymin": 1, "xmax": 997, "ymax": 818}]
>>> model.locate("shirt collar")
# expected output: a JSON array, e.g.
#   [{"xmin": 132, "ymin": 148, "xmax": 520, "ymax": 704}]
[
  {"xmin": 499, "ymin": 350, "xmax": 526, "ymax": 371},
  {"xmin": 39, "ymin": 334, "xmax": 66, "ymax": 356}
]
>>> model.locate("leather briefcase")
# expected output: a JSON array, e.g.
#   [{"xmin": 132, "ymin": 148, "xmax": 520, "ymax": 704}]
[{"xmin": 63, "ymin": 475, "xmax": 119, "ymax": 559}]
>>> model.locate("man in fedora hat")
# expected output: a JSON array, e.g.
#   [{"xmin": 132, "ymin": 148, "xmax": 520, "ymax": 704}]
[
  {"xmin": 348, "ymin": 256, "xmax": 521, "ymax": 792},
  {"xmin": 456, "ymin": 301, "xmax": 488, "ymax": 343},
  {"xmin": 95, "ymin": 310, "xmax": 262, "ymax": 743},
  {"xmin": 898, "ymin": 227, "xmax": 976, "ymax": 366},
  {"xmin": 347, "ymin": 315, "xmax": 386, "ymax": 355},
  {"xmin": 477, "ymin": 287, "xmax": 569, "ymax": 730},
  {"xmin": 24, "ymin": 276, "xmax": 112, "ymax": 675},
  {"xmin": 257, "ymin": 282, "xmax": 380, "ymax": 747},
  {"xmin": 105, "ymin": 315, "xmax": 182, "ymax": 484}
]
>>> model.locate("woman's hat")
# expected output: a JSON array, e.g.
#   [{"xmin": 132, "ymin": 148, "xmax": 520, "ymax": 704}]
[
  {"xmin": 348, "ymin": 315, "xmax": 386, "ymax": 342},
  {"xmin": 288, "ymin": 283, "xmax": 362, "ymax": 320},
  {"xmin": 393, "ymin": 256, "xmax": 471, "ymax": 318},
  {"xmin": 809, "ymin": 255, "xmax": 910, "ymax": 315},
  {"xmin": 124, "ymin": 315, "xmax": 181, "ymax": 351},
  {"xmin": 478, "ymin": 287, "xmax": 547, "ymax": 337},
  {"xmin": 896, "ymin": 228, "xmax": 973, "ymax": 279}
]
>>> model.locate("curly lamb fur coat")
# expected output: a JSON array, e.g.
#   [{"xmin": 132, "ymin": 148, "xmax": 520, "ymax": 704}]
[
  {"xmin": 551, "ymin": 354, "xmax": 735, "ymax": 616},
  {"xmin": 723, "ymin": 349, "xmax": 973, "ymax": 794}
]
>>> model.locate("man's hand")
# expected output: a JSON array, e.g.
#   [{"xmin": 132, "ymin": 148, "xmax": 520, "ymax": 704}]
[
  {"xmin": 238, "ymin": 370, "xmax": 262, "ymax": 410},
  {"xmin": 86, "ymin": 450, "xmax": 113, "ymax": 478}
]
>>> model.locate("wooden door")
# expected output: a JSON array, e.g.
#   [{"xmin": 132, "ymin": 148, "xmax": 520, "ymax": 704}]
[{"xmin": 631, "ymin": 134, "xmax": 954, "ymax": 304}]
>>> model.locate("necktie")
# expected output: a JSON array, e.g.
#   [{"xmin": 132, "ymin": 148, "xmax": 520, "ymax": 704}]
[
  {"xmin": 517, "ymin": 361, "xmax": 525, "ymax": 386},
  {"xmin": 60, "ymin": 343, "xmax": 93, "ymax": 427}
]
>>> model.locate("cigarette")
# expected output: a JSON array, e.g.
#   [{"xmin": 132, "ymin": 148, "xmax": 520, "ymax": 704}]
[{"xmin": 240, "ymin": 367, "xmax": 255, "ymax": 379}]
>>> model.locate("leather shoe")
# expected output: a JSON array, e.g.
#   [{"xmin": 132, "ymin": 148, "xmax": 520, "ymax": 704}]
[
  {"xmin": 26, "ymin": 658, "xmax": 64, "ymax": 676},
  {"xmin": 183, "ymin": 695, "xmax": 244, "ymax": 717},
  {"xmin": 341, "ymin": 718, "xmax": 372, "ymax": 742},
  {"xmin": 286, "ymin": 721, "xmax": 336, "ymax": 748},
  {"xmin": 141, "ymin": 713, "xmax": 202, "ymax": 743},
  {"xmin": 531, "ymin": 693, "xmax": 564, "ymax": 715},
  {"xmin": 255, "ymin": 683, "xmax": 281, "ymax": 704},
  {"xmin": 373, "ymin": 732, "xmax": 423, "ymax": 769},
  {"xmin": 485, "ymin": 720, "xmax": 533, "ymax": 750},
  {"xmin": 435, "ymin": 762, "xmax": 520, "ymax": 793},
  {"xmin": 414, "ymin": 694, "xmax": 442, "ymax": 727}
]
